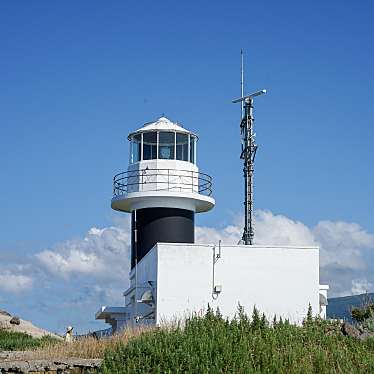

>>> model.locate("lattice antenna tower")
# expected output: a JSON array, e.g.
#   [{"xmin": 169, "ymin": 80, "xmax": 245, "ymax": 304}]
[{"xmin": 232, "ymin": 50, "xmax": 266, "ymax": 245}]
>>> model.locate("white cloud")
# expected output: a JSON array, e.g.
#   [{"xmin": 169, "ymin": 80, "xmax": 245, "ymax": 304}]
[
  {"xmin": 36, "ymin": 223, "xmax": 131, "ymax": 280},
  {"xmin": 36, "ymin": 250, "xmax": 104, "ymax": 276},
  {"xmin": 351, "ymin": 279, "xmax": 373, "ymax": 295},
  {"xmin": 0, "ymin": 272, "xmax": 33, "ymax": 293},
  {"xmin": 255, "ymin": 210, "xmax": 317, "ymax": 246},
  {"xmin": 197, "ymin": 210, "xmax": 317, "ymax": 247},
  {"xmin": 196, "ymin": 224, "xmax": 241, "ymax": 244},
  {"xmin": 314, "ymin": 220, "xmax": 374, "ymax": 270}
]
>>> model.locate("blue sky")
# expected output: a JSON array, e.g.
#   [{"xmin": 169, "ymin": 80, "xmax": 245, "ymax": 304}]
[{"xmin": 0, "ymin": 1, "xmax": 373, "ymax": 333}]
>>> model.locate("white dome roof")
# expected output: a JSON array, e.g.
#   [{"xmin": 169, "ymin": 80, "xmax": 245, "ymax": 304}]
[{"xmin": 129, "ymin": 116, "xmax": 196, "ymax": 137}]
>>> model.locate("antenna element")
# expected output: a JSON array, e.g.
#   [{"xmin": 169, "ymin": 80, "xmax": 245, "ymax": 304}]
[{"xmin": 241, "ymin": 49, "xmax": 244, "ymax": 118}]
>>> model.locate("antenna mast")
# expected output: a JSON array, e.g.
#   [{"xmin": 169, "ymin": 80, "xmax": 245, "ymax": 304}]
[{"xmin": 232, "ymin": 51, "xmax": 266, "ymax": 245}]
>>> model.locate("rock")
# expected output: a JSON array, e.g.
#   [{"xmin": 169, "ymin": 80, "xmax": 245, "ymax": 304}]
[
  {"xmin": 0, "ymin": 310, "xmax": 11, "ymax": 317},
  {"xmin": 358, "ymin": 331, "xmax": 373, "ymax": 341},
  {"xmin": 341, "ymin": 322, "xmax": 360, "ymax": 338},
  {"xmin": 357, "ymin": 325, "xmax": 365, "ymax": 333},
  {"xmin": 9, "ymin": 316, "xmax": 21, "ymax": 325},
  {"xmin": 326, "ymin": 329, "xmax": 336, "ymax": 336}
]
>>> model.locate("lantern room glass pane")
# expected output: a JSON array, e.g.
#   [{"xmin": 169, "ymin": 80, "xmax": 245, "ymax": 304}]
[
  {"xmin": 190, "ymin": 135, "xmax": 196, "ymax": 164},
  {"xmin": 130, "ymin": 134, "xmax": 141, "ymax": 163},
  {"xmin": 176, "ymin": 133, "xmax": 188, "ymax": 161},
  {"xmin": 143, "ymin": 132, "xmax": 157, "ymax": 160},
  {"xmin": 159, "ymin": 132, "xmax": 175, "ymax": 159}
]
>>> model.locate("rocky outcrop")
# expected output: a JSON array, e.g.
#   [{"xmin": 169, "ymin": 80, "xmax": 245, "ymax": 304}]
[
  {"xmin": 0, "ymin": 358, "xmax": 102, "ymax": 373},
  {"xmin": 340, "ymin": 321, "xmax": 374, "ymax": 340},
  {"xmin": 0, "ymin": 352, "xmax": 101, "ymax": 372},
  {"xmin": 0, "ymin": 311, "xmax": 61, "ymax": 340}
]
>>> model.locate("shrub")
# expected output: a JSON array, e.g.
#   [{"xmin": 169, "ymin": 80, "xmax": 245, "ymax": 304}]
[
  {"xmin": 352, "ymin": 304, "xmax": 374, "ymax": 323},
  {"xmin": 363, "ymin": 316, "xmax": 374, "ymax": 333},
  {"xmin": 100, "ymin": 308, "xmax": 374, "ymax": 373},
  {"xmin": 351, "ymin": 294, "xmax": 374, "ymax": 332},
  {"xmin": 0, "ymin": 330, "xmax": 58, "ymax": 351}
]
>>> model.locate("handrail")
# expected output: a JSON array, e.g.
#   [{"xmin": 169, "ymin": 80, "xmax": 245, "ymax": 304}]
[{"xmin": 113, "ymin": 168, "xmax": 213, "ymax": 197}]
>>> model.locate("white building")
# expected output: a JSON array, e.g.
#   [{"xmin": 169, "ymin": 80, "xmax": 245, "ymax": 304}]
[{"xmin": 96, "ymin": 116, "xmax": 328, "ymax": 332}]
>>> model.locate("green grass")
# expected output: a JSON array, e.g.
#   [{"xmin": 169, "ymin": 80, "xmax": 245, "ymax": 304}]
[
  {"xmin": 100, "ymin": 307, "xmax": 374, "ymax": 373},
  {"xmin": 0, "ymin": 330, "xmax": 59, "ymax": 351}
]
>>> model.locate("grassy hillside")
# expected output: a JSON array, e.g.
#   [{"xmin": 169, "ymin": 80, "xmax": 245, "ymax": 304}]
[
  {"xmin": 100, "ymin": 307, "xmax": 374, "ymax": 374},
  {"xmin": 0, "ymin": 330, "xmax": 58, "ymax": 351}
]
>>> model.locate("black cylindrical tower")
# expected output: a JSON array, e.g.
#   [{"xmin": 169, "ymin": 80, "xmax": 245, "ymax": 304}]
[{"xmin": 131, "ymin": 207, "xmax": 194, "ymax": 268}]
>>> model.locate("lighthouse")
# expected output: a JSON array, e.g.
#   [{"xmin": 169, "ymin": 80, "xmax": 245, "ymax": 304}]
[
  {"xmin": 111, "ymin": 116, "xmax": 215, "ymax": 268},
  {"xmin": 96, "ymin": 116, "xmax": 216, "ymax": 331},
  {"xmin": 96, "ymin": 116, "xmax": 326, "ymax": 333}
]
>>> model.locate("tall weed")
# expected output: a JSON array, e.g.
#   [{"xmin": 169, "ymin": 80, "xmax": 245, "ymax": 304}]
[{"xmin": 101, "ymin": 308, "xmax": 374, "ymax": 373}]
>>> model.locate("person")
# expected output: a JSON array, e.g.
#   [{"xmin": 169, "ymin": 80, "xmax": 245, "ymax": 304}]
[{"xmin": 65, "ymin": 325, "xmax": 74, "ymax": 343}]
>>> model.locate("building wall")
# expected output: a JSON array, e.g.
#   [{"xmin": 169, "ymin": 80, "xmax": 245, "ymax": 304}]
[{"xmin": 155, "ymin": 243, "xmax": 319, "ymax": 325}]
